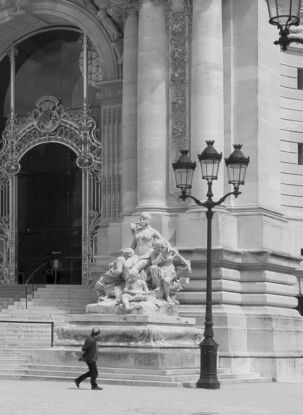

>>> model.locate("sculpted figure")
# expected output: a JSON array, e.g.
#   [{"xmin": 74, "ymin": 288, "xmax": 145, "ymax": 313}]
[
  {"xmin": 149, "ymin": 240, "xmax": 191, "ymax": 303},
  {"xmin": 91, "ymin": 213, "xmax": 191, "ymax": 314},
  {"xmin": 130, "ymin": 212, "xmax": 164, "ymax": 275},
  {"xmin": 95, "ymin": 248, "xmax": 136, "ymax": 301},
  {"xmin": 82, "ymin": 0, "xmax": 123, "ymax": 65},
  {"xmin": 119, "ymin": 271, "xmax": 149, "ymax": 311}
]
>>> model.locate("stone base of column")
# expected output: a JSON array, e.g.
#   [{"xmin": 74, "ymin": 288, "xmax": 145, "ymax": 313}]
[
  {"xmin": 176, "ymin": 244, "xmax": 303, "ymax": 381},
  {"xmin": 219, "ymin": 307, "xmax": 303, "ymax": 382}
]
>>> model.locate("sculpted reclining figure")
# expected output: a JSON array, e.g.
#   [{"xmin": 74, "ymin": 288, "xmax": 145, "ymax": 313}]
[
  {"xmin": 95, "ymin": 247, "xmax": 137, "ymax": 302},
  {"xmin": 118, "ymin": 271, "xmax": 149, "ymax": 311},
  {"xmin": 149, "ymin": 239, "xmax": 191, "ymax": 303}
]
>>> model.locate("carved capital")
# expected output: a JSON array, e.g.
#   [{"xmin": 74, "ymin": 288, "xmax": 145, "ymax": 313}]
[{"xmin": 118, "ymin": 0, "xmax": 139, "ymax": 25}]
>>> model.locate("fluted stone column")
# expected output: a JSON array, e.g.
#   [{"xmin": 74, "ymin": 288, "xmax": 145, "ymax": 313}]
[
  {"xmin": 190, "ymin": 0, "xmax": 224, "ymax": 199},
  {"xmin": 137, "ymin": 0, "xmax": 167, "ymax": 210},
  {"xmin": 121, "ymin": 8, "xmax": 139, "ymax": 214},
  {"xmin": 178, "ymin": 0, "xmax": 225, "ymax": 248}
]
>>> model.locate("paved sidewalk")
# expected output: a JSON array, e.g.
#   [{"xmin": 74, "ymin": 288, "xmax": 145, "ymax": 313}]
[{"xmin": 0, "ymin": 380, "xmax": 301, "ymax": 415}]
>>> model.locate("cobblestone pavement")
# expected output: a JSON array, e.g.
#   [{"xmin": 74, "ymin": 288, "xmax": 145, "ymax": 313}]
[{"xmin": 0, "ymin": 380, "xmax": 301, "ymax": 415}]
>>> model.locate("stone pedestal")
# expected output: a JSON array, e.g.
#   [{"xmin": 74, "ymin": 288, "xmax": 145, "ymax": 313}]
[
  {"xmin": 55, "ymin": 314, "xmax": 201, "ymax": 349},
  {"xmin": 54, "ymin": 313, "xmax": 201, "ymax": 371}
]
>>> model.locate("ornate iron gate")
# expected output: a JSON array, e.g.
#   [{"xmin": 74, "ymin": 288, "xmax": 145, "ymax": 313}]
[{"xmin": 0, "ymin": 96, "xmax": 102, "ymax": 285}]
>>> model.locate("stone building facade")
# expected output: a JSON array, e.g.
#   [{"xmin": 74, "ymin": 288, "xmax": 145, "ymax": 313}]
[{"xmin": 0, "ymin": 0, "xmax": 303, "ymax": 380}]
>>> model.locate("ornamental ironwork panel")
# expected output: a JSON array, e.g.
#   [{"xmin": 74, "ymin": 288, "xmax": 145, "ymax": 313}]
[{"xmin": 0, "ymin": 96, "xmax": 102, "ymax": 285}]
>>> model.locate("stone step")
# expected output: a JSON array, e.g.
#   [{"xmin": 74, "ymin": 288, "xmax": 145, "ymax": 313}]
[
  {"xmin": 0, "ymin": 361, "xmax": 227, "ymax": 378},
  {"xmin": 0, "ymin": 363, "xmax": 225, "ymax": 380},
  {"xmin": 0, "ymin": 323, "xmax": 53, "ymax": 328},
  {"xmin": 0, "ymin": 290, "xmax": 34, "ymax": 294},
  {"xmin": 1, "ymin": 364, "xmax": 32, "ymax": 369},
  {"xmin": 31, "ymin": 303, "xmax": 89, "ymax": 309},
  {"xmin": 0, "ymin": 332, "xmax": 52, "ymax": 337},
  {"xmin": 5, "ymin": 307, "xmax": 67, "ymax": 313},
  {"xmin": 30, "ymin": 306, "xmax": 91, "ymax": 311},
  {"xmin": 0, "ymin": 373, "xmax": 183, "ymax": 387},
  {"xmin": 0, "ymin": 336, "xmax": 52, "ymax": 340},
  {"xmin": 0, "ymin": 345, "xmax": 51, "ymax": 348},
  {"xmin": 0, "ymin": 351, "xmax": 32, "ymax": 355},
  {"xmin": 0, "ymin": 368, "xmax": 195, "ymax": 382},
  {"xmin": 0, "ymin": 315, "xmax": 65, "ymax": 321},
  {"xmin": 0, "ymin": 335, "xmax": 51, "ymax": 340},
  {"xmin": 33, "ymin": 295, "xmax": 95, "ymax": 299},
  {"xmin": 0, "ymin": 359, "xmax": 32, "ymax": 364},
  {"xmin": 35, "ymin": 288, "xmax": 94, "ymax": 293},
  {"xmin": 34, "ymin": 292, "xmax": 94, "ymax": 296},
  {"xmin": 0, "ymin": 371, "xmax": 271, "ymax": 386},
  {"xmin": 183, "ymin": 376, "xmax": 273, "ymax": 386}
]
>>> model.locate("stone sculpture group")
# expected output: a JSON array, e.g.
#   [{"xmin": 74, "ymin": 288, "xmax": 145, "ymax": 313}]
[{"xmin": 93, "ymin": 212, "xmax": 191, "ymax": 314}]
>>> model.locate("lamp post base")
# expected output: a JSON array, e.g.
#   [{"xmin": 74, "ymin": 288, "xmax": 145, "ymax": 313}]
[
  {"xmin": 196, "ymin": 337, "xmax": 220, "ymax": 389},
  {"xmin": 196, "ymin": 377, "xmax": 220, "ymax": 390}
]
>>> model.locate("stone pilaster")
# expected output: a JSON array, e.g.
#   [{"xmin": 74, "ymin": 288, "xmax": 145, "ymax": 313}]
[
  {"xmin": 190, "ymin": 0, "xmax": 225, "ymax": 201},
  {"xmin": 121, "ymin": 7, "xmax": 139, "ymax": 215},
  {"xmin": 176, "ymin": 0, "xmax": 226, "ymax": 250},
  {"xmin": 137, "ymin": 0, "xmax": 168, "ymax": 210}
]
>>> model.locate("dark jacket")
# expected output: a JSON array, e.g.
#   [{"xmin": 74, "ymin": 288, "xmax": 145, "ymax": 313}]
[{"xmin": 81, "ymin": 335, "xmax": 98, "ymax": 363}]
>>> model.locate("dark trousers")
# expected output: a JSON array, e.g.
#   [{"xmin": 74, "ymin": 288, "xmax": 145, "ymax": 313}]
[{"xmin": 76, "ymin": 361, "xmax": 98, "ymax": 388}]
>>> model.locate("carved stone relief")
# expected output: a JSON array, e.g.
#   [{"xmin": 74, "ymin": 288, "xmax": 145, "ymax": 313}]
[
  {"xmin": 168, "ymin": 0, "xmax": 191, "ymax": 197},
  {"xmin": 83, "ymin": 0, "xmax": 124, "ymax": 74}
]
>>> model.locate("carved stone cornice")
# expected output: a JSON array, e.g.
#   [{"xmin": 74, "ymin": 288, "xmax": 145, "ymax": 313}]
[
  {"xmin": 114, "ymin": 0, "xmax": 169, "ymax": 15},
  {"xmin": 96, "ymin": 79, "xmax": 123, "ymax": 103}
]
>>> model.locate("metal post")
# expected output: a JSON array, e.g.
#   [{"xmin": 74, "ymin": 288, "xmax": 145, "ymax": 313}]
[
  {"xmin": 51, "ymin": 322, "xmax": 54, "ymax": 347},
  {"xmin": 197, "ymin": 188, "xmax": 220, "ymax": 389}
]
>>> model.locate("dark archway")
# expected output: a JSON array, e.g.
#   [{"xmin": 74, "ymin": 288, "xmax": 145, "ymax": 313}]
[{"xmin": 17, "ymin": 143, "xmax": 82, "ymax": 284}]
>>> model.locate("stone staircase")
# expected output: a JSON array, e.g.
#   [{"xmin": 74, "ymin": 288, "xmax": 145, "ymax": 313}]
[
  {"xmin": 0, "ymin": 349, "xmax": 271, "ymax": 386},
  {"xmin": 0, "ymin": 285, "xmax": 273, "ymax": 386},
  {"xmin": 0, "ymin": 285, "xmax": 39, "ymax": 312},
  {"xmin": 0, "ymin": 285, "xmax": 96, "ymax": 348},
  {"xmin": 0, "ymin": 285, "xmax": 96, "ymax": 321}
]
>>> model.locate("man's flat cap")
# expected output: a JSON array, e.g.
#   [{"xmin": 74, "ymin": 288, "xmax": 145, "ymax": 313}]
[{"xmin": 91, "ymin": 327, "xmax": 100, "ymax": 336}]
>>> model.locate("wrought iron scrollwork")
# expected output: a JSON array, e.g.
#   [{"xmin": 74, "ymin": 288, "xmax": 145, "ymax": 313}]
[{"xmin": 0, "ymin": 96, "xmax": 102, "ymax": 284}]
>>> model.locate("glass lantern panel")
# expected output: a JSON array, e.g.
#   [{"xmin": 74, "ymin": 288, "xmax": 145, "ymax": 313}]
[
  {"xmin": 199, "ymin": 159, "xmax": 220, "ymax": 181},
  {"xmin": 174, "ymin": 168, "xmax": 193, "ymax": 189},
  {"xmin": 186, "ymin": 168, "xmax": 194, "ymax": 188},
  {"xmin": 267, "ymin": 0, "xmax": 301, "ymax": 26},
  {"xmin": 227, "ymin": 164, "xmax": 247, "ymax": 185}
]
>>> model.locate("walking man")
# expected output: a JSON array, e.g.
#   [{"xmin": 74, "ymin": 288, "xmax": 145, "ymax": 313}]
[{"xmin": 75, "ymin": 327, "xmax": 102, "ymax": 390}]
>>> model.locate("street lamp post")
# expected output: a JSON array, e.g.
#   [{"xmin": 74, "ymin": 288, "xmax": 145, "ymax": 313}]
[
  {"xmin": 172, "ymin": 140, "xmax": 249, "ymax": 390},
  {"xmin": 266, "ymin": 0, "xmax": 303, "ymax": 50}
]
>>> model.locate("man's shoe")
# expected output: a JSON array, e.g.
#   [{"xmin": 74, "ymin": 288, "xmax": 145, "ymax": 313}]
[
  {"xmin": 74, "ymin": 379, "xmax": 80, "ymax": 388},
  {"xmin": 92, "ymin": 385, "xmax": 103, "ymax": 390}
]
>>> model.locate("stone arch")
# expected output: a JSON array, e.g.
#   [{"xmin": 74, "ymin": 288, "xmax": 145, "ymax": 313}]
[{"xmin": 0, "ymin": 0, "xmax": 117, "ymax": 80}]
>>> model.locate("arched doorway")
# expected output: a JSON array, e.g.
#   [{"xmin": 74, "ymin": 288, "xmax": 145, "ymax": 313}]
[
  {"xmin": 18, "ymin": 143, "xmax": 82, "ymax": 284},
  {"xmin": 0, "ymin": 95, "xmax": 102, "ymax": 285},
  {"xmin": 0, "ymin": 25, "xmax": 105, "ymax": 285}
]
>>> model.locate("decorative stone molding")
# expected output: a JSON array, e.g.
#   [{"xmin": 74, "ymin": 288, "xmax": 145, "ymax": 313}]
[
  {"xmin": 168, "ymin": 0, "xmax": 191, "ymax": 198},
  {"xmin": 168, "ymin": 0, "xmax": 191, "ymax": 150},
  {"xmin": 83, "ymin": 1, "xmax": 124, "ymax": 74},
  {"xmin": 96, "ymin": 79, "xmax": 123, "ymax": 103},
  {"xmin": 114, "ymin": 0, "xmax": 169, "ymax": 18}
]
